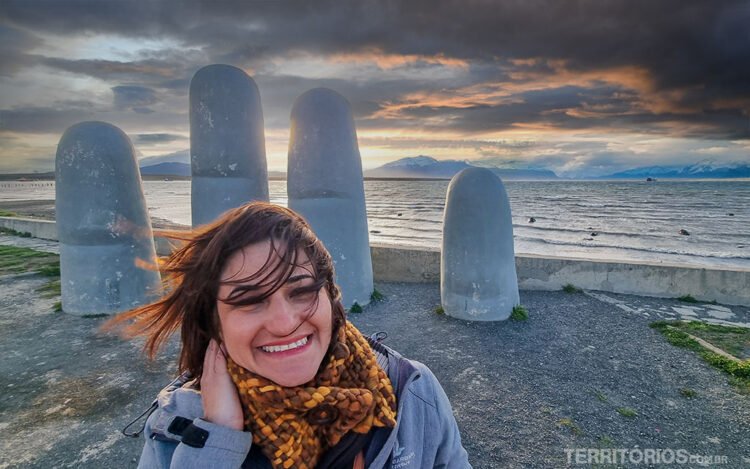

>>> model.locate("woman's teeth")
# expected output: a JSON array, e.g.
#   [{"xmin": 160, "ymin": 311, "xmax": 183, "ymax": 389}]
[{"xmin": 261, "ymin": 336, "xmax": 308, "ymax": 353}]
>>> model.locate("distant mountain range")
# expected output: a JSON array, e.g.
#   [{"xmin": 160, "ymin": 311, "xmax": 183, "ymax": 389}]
[
  {"xmin": 139, "ymin": 155, "xmax": 560, "ymax": 180},
  {"xmin": 136, "ymin": 155, "xmax": 749, "ymax": 180},
  {"xmin": 363, "ymin": 156, "xmax": 559, "ymax": 180},
  {"xmin": 138, "ymin": 161, "xmax": 285, "ymax": 178},
  {"xmin": 140, "ymin": 162, "xmax": 191, "ymax": 176},
  {"xmin": 600, "ymin": 161, "xmax": 750, "ymax": 179}
]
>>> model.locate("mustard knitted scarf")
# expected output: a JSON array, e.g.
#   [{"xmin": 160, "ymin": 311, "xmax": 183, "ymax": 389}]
[{"xmin": 226, "ymin": 321, "xmax": 397, "ymax": 469}]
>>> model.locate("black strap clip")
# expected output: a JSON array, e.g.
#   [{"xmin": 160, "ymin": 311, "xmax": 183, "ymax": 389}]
[{"xmin": 168, "ymin": 416, "xmax": 209, "ymax": 448}]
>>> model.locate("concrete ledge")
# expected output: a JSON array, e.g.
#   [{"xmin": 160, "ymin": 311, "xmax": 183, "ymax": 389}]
[
  {"xmin": 2, "ymin": 217, "xmax": 748, "ymax": 306},
  {"xmin": 0, "ymin": 216, "xmax": 57, "ymax": 240}
]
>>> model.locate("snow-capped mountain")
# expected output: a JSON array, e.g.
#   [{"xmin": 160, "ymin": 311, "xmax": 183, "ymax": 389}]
[
  {"xmin": 365, "ymin": 156, "xmax": 558, "ymax": 179},
  {"xmin": 602, "ymin": 161, "xmax": 750, "ymax": 179}
]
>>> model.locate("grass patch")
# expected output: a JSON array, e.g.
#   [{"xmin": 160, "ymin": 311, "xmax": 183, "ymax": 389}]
[
  {"xmin": 598, "ymin": 435, "xmax": 614, "ymax": 447},
  {"xmin": 651, "ymin": 320, "xmax": 750, "ymax": 394},
  {"xmin": 0, "ymin": 245, "xmax": 60, "ymax": 276},
  {"xmin": 510, "ymin": 305, "xmax": 528, "ymax": 321},
  {"xmin": 53, "ymin": 301, "xmax": 63, "ymax": 312},
  {"xmin": 562, "ymin": 283, "xmax": 582, "ymax": 293},
  {"xmin": 616, "ymin": 407, "xmax": 638, "ymax": 418},
  {"xmin": 670, "ymin": 321, "xmax": 750, "ymax": 359},
  {"xmin": 434, "ymin": 305, "xmax": 445, "ymax": 315},
  {"xmin": 0, "ymin": 227, "xmax": 32, "ymax": 237},
  {"xmin": 677, "ymin": 294, "xmax": 699, "ymax": 303},
  {"xmin": 558, "ymin": 418, "xmax": 582, "ymax": 435},
  {"xmin": 593, "ymin": 389, "xmax": 608, "ymax": 402},
  {"xmin": 348, "ymin": 302, "xmax": 363, "ymax": 314},
  {"xmin": 0, "ymin": 210, "xmax": 18, "ymax": 217},
  {"xmin": 37, "ymin": 278, "xmax": 61, "ymax": 298},
  {"xmin": 370, "ymin": 289, "xmax": 385, "ymax": 303},
  {"xmin": 679, "ymin": 388, "xmax": 697, "ymax": 398},
  {"xmin": 38, "ymin": 264, "xmax": 60, "ymax": 276}
]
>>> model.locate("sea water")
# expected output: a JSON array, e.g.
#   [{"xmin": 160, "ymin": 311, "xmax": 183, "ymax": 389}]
[{"xmin": 1, "ymin": 179, "xmax": 748, "ymax": 270}]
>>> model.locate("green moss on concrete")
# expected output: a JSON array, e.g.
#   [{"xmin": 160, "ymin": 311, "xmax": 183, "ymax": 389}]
[{"xmin": 562, "ymin": 283, "xmax": 582, "ymax": 293}]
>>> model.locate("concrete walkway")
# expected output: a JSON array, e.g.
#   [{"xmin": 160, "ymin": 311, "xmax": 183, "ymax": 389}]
[{"xmin": 1, "ymin": 236, "xmax": 750, "ymax": 467}]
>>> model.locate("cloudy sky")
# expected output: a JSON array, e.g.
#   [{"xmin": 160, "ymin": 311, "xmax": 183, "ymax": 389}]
[{"xmin": 1, "ymin": 0, "xmax": 749, "ymax": 177}]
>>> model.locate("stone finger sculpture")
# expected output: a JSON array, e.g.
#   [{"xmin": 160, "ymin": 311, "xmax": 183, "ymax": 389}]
[
  {"xmin": 190, "ymin": 64, "xmax": 269, "ymax": 227},
  {"xmin": 55, "ymin": 121, "xmax": 161, "ymax": 315},
  {"xmin": 287, "ymin": 88, "xmax": 373, "ymax": 308},
  {"xmin": 441, "ymin": 167, "xmax": 519, "ymax": 321}
]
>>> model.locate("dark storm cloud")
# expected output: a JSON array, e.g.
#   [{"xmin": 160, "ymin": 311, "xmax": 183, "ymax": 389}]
[
  {"xmin": 41, "ymin": 57, "xmax": 184, "ymax": 83},
  {"xmin": 1, "ymin": 0, "xmax": 749, "ymax": 140},
  {"xmin": 253, "ymin": 73, "xmax": 465, "ymax": 128},
  {"xmin": 4, "ymin": 0, "xmax": 748, "ymax": 89},
  {"xmin": 0, "ymin": 105, "xmax": 95, "ymax": 134},
  {"xmin": 0, "ymin": 24, "xmax": 41, "ymax": 76},
  {"xmin": 111, "ymin": 85, "xmax": 158, "ymax": 112}
]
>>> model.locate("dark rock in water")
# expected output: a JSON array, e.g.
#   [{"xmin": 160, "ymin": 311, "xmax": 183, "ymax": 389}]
[
  {"xmin": 583, "ymin": 237, "xmax": 594, "ymax": 241},
  {"xmin": 737, "ymin": 245, "xmax": 745, "ymax": 249},
  {"xmin": 587, "ymin": 226, "xmax": 594, "ymax": 230},
  {"xmin": 528, "ymin": 217, "xmax": 536, "ymax": 223},
  {"xmin": 590, "ymin": 232, "xmax": 598, "ymax": 237},
  {"xmin": 370, "ymin": 230, "xmax": 381, "ymax": 234},
  {"xmin": 646, "ymin": 177, "xmax": 655, "ymax": 182},
  {"xmin": 728, "ymin": 213, "xmax": 735, "ymax": 216},
  {"xmin": 397, "ymin": 213, "xmax": 402, "ymax": 216},
  {"xmin": 679, "ymin": 229, "xmax": 690, "ymax": 236}
]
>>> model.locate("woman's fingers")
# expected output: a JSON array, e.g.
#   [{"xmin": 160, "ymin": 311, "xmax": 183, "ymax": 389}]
[{"xmin": 201, "ymin": 339, "xmax": 244, "ymax": 431}]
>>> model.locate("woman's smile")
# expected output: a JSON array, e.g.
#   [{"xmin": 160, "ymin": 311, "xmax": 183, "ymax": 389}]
[{"xmin": 259, "ymin": 334, "xmax": 311, "ymax": 354}]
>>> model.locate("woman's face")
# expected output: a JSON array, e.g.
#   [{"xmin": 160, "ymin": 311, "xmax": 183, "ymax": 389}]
[{"xmin": 216, "ymin": 239, "xmax": 334, "ymax": 387}]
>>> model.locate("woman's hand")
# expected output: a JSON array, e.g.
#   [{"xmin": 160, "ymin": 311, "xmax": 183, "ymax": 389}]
[{"xmin": 201, "ymin": 339, "xmax": 244, "ymax": 431}]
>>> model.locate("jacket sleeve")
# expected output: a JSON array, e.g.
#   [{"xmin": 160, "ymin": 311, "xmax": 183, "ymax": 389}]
[
  {"xmin": 137, "ymin": 407, "xmax": 253, "ymax": 469},
  {"xmin": 429, "ymin": 368, "xmax": 472, "ymax": 469}
]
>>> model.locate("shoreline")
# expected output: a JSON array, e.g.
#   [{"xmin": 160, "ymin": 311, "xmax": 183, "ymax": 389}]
[
  {"xmin": 2, "ymin": 209, "xmax": 749, "ymax": 306},
  {"xmin": 1, "ymin": 198, "xmax": 747, "ymax": 272}
]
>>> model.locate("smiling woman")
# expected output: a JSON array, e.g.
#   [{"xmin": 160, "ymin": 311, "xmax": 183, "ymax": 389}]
[{"xmin": 106, "ymin": 202, "xmax": 470, "ymax": 469}]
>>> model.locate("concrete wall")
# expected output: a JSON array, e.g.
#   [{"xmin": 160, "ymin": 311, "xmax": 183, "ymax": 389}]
[
  {"xmin": 371, "ymin": 243, "xmax": 750, "ymax": 305},
  {"xmin": 3, "ymin": 216, "xmax": 749, "ymax": 306},
  {"xmin": 0, "ymin": 216, "xmax": 57, "ymax": 240}
]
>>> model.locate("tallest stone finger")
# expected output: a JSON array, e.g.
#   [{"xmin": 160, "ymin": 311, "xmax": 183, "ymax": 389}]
[
  {"xmin": 190, "ymin": 64, "xmax": 269, "ymax": 227},
  {"xmin": 287, "ymin": 88, "xmax": 373, "ymax": 308}
]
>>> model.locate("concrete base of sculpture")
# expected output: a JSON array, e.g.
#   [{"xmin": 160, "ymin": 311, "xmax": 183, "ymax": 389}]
[{"xmin": 60, "ymin": 240, "xmax": 160, "ymax": 315}]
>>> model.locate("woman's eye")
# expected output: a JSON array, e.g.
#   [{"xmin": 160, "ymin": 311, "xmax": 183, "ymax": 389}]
[
  {"xmin": 237, "ymin": 302, "xmax": 263, "ymax": 312},
  {"xmin": 291, "ymin": 290, "xmax": 317, "ymax": 302}
]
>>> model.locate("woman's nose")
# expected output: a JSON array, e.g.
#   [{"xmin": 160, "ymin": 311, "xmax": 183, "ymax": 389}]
[{"xmin": 265, "ymin": 296, "xmax": 303, "ymax": 336}]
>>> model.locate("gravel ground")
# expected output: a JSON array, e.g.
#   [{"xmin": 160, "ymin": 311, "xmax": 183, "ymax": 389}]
[
  {"xmin": 350, "ymin": 284, "xmax": 750, "ymax": 468},
  {"xmin": 1, "ymin": 272, "xmax": 749, "ymax": 467}
]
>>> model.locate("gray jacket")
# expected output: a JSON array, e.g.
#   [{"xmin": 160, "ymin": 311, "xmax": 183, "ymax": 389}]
[{"xmin": 137, "ymin": 341, "xmax": 471, "ymax": 468}]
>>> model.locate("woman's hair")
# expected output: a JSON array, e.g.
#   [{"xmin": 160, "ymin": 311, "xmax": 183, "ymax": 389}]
[{"xmin": 106, "ymin": 202, "xmax": 346, "ymax": 381}]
